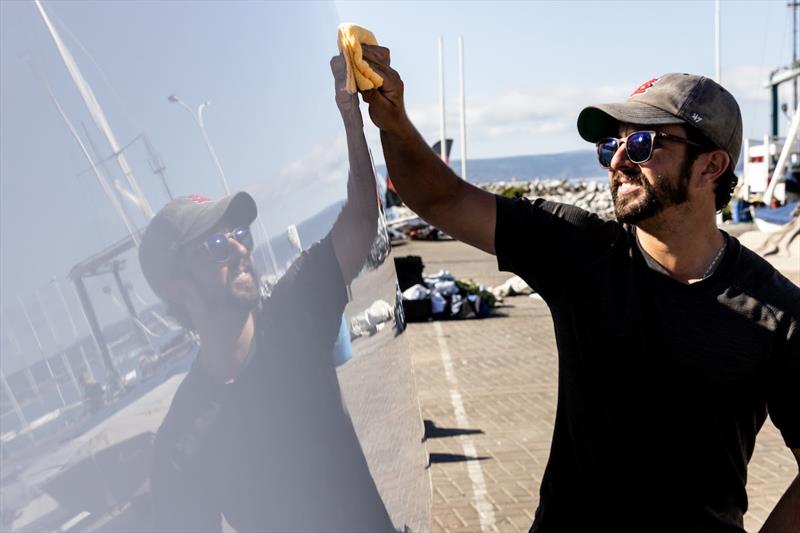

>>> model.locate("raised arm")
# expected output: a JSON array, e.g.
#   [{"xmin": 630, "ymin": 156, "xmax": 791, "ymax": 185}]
[
  {"xmin": 360, "ymin": 45, "xmax": 497, "ymax": 255},
  {"xmin": 329, "ymin": 55, "xmax": 380, "ymax": 282}
]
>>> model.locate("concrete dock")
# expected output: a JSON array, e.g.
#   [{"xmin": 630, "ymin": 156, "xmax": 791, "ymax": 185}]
[{"xmin": 402, "ymin": 239, "xmax": 798, "ymax": 533}]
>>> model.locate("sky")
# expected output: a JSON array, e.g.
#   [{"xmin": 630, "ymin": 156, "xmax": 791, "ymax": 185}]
[
  {"xmin": 337, "ymin": 0, "xmax": 797, "ymax": 155},
  {"xmin": 0, "ymin": 0, "xmax": 797, "ymax": 371}
]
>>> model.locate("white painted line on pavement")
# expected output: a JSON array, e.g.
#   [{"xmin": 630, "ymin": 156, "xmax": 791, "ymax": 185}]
[
  {"xmin": 434, "ymin": 321, "xmax": 496, "ymax": 532},
  {"xmin": 60, "ymin": 511, "xmax": 91, "ymax": 531}
]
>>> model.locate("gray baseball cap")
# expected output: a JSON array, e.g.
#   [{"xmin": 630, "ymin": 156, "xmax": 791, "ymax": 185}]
[
  {"xmin": 138, "ymin": 192, "xmax": 257, "ymax": 300},
  {"xmin": 577, "ymin": 73, "xmax": 743, "ymax": 166}
]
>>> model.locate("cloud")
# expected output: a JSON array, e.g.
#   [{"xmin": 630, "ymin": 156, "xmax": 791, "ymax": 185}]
[
  {"xmin": 239, "ymin": 133, "xmax": 356, "ymax": 235},
  {"xmin": 722, "ymin": 65, "xmax": 773, "ymax": 103},
  {"xmin": 401, "ymin": 66, "xmax": 781, "ymax": 157},
  {"xmin": 404, "ymin": 83, "xmax": 628, "ymax": 155},
  {"xmin": 249, "ymin": 133, "xmax": 349, "ymax": 209}
]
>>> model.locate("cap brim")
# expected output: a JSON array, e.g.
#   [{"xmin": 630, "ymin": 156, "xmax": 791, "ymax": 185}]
[
  {"xmin": 577, "ymin": 102, "xmax": 686, "ymax": 143},
  {"xmin": 183, "ymin": 191, "xmax": 258, "ymax": 243}
]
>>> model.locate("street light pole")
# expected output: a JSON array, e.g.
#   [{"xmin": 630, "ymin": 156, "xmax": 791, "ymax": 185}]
[
  {"xmin": 197, "ymin": 102, "xmax": 232, "ymax": 196},
  {"xmin": 168, "ymin": 94, "xmax": 280, "ymax": 276},
  {"xmin": 168, "ymin": 95, "xmax": 231, "ymax": 195}
]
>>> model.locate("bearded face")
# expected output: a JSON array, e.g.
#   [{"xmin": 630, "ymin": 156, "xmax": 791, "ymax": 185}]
[
  {"xmin": 610, "ymin": 156, "xmax": 692, "ymax": 224},
  {"xmin": 181, "ymin": 232, "xmax": 261, "ymax": 313},
  {"xmin": 201, "ymin": 253, "xmax": 260, "ymax": 311}
]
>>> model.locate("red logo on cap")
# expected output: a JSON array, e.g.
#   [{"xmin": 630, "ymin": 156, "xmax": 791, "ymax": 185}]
[
  {"xmin": 186, "ymin": 194, "xmax": 211, "ymax": 204},
  {"xmin": 630, "ymin": 77, "xmax": 659, "ymax": 96}
]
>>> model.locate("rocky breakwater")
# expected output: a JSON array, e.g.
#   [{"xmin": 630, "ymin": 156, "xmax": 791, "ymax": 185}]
[{"xmin": 480, "ymin": 179, "xmax": 615, "ymax": 220}]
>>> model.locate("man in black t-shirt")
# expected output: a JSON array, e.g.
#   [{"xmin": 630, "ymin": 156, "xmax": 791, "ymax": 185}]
[
  {"xmin": 137, "ymin": 57, "xmax": 394, "ymax": 531},
  {"xmin": 359, "ymin": 46, "xmax": 800, "ymax": 532}
]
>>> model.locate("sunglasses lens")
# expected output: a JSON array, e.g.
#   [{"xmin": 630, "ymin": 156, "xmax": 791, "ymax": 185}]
[
  {"xmin": 626, "ymin": 132, "xmax": 653, "ymax": 164},
  {"xmin": 597, "ymin": 139, "xmax": 618, "ymax": 168},
  {"xmin": 232, "ymin": 227, "xmax": 253, "ymax": 250},
  {"xmin": 205, "ymin": 234, "xmax": 232, "ymax": 262}
]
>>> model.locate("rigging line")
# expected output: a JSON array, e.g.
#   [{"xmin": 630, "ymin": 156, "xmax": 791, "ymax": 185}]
[
  {"xmin": 22, "ymin": 50, "xmax": 140, "ymax": 243},
  {"xmin": 19, "ymin": 53, "xmax": 113, "ymax": 243},
  {"xmin": 81, "ymin": 120, "xmax": 143, "ymax": 237},
  {"xmin": 73, "ymin": 134, "xmax": 143, "ymax": 179},
  {"xmin": 44, "ymin": 1, "xmax": 143, "ymax": 134}
]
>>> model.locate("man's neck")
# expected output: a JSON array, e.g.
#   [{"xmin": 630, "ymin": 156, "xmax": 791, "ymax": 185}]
[
  {"xmin": 193, "ymin": 309, "xmax": 255, "ymax": 383},
  {"xmin": 635, "ymin": 205, "xmax": 725, "ymax": 284}
]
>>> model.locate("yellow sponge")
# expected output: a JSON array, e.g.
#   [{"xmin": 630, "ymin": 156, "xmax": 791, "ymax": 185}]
[{"xmin": 337, "ymin": 23, "xmax": 383, "ymax": 94}]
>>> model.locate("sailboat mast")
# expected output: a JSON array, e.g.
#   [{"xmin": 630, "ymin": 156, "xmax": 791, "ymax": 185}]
[
  {"xmin": 715, "ymin": 0, "xmax": 721, "ymax": 84},
  {"xmin": 0, "ymin": 370, "xmax": 28, "ymax": 429},
  {"xmin": 792, "ymin": 1, "xmax": 799, "ymax": 111},
  {"xmin": 34, "ymin": 0, "xmax": 154, "ymax": 221},
  {"xmin": 459, "ymin": 36, "xmax": 467, "ymax": 182},
  {"xmin": 438, "ymin": 36, "xmax": 447, "ymax": 162},
  {"xmin": 18, "ymin": 295, "xmax": 66, "ymax": 408}
]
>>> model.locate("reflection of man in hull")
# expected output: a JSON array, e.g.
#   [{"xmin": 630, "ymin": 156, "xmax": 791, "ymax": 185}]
[
  {"xmin": 138, "ymin": 57, "xmax": 394, "ymax": 532},
  {"xmin": 80, "ymin": 371, "xmax": 105, "ymax": 414},
  {"xmin": 358, "ymin": 45, "xmax": 800, "ymax": 533}
]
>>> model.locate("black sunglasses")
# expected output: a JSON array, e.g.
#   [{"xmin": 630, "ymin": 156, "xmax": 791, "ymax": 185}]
[
  {"xmin": 200, "ymin": 226, "xmax": 254, "ymax": 262},
  {"xmin": 596, "ymin": 130, "xmax": 703, "ymax": 169}
]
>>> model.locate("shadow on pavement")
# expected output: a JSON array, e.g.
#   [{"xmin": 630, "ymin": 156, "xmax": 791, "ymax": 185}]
[
  {"xmin": 423, "ymin": 420, "xmax": 484, "ymax": 442},
  {"xmin": 428, "ymin": 453, "xmax": 490, "ymax": 466}
]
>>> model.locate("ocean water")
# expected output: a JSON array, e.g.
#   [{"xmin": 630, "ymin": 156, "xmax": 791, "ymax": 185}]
[{"xmin": 378, "ymin": 148, "xmax": 746, "ymax": 185}]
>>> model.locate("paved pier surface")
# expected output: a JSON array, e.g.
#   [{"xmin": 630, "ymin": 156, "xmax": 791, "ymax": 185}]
[{"xmin": 401, "ymin": 239, "xmax": 797, "ymax": 533}]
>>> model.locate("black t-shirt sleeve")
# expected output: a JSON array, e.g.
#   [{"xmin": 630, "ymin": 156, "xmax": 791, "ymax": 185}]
[
  {"xmin": 767, "ymin": 319, "xmax": 800, "ymax": 448},
  {"xmin": 259, "ymin": 234, "xmax": 348, "ymax": 362},
  {"xmin": 494, "ymin": 194, "xmax": 619, "ymax": 302}
]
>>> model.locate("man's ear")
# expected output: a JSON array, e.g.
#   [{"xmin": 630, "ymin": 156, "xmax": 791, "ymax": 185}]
[{"xmin": 695, "ymin": 149, "xmax": 730, "ymax": 189}]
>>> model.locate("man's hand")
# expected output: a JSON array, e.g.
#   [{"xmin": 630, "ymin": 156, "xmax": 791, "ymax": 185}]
[
  {"xmin": 330, "ymin": 54, "xmax": 362, "ymax": 127},
  {"xmin": 359, "ymin": 45, "xmax": 414, "ymax": 138}
]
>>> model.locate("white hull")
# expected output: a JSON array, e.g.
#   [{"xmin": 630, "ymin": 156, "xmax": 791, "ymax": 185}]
[{"xmin": 753, "ymin": 216, "xmax": 789, "ymax": 233}]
